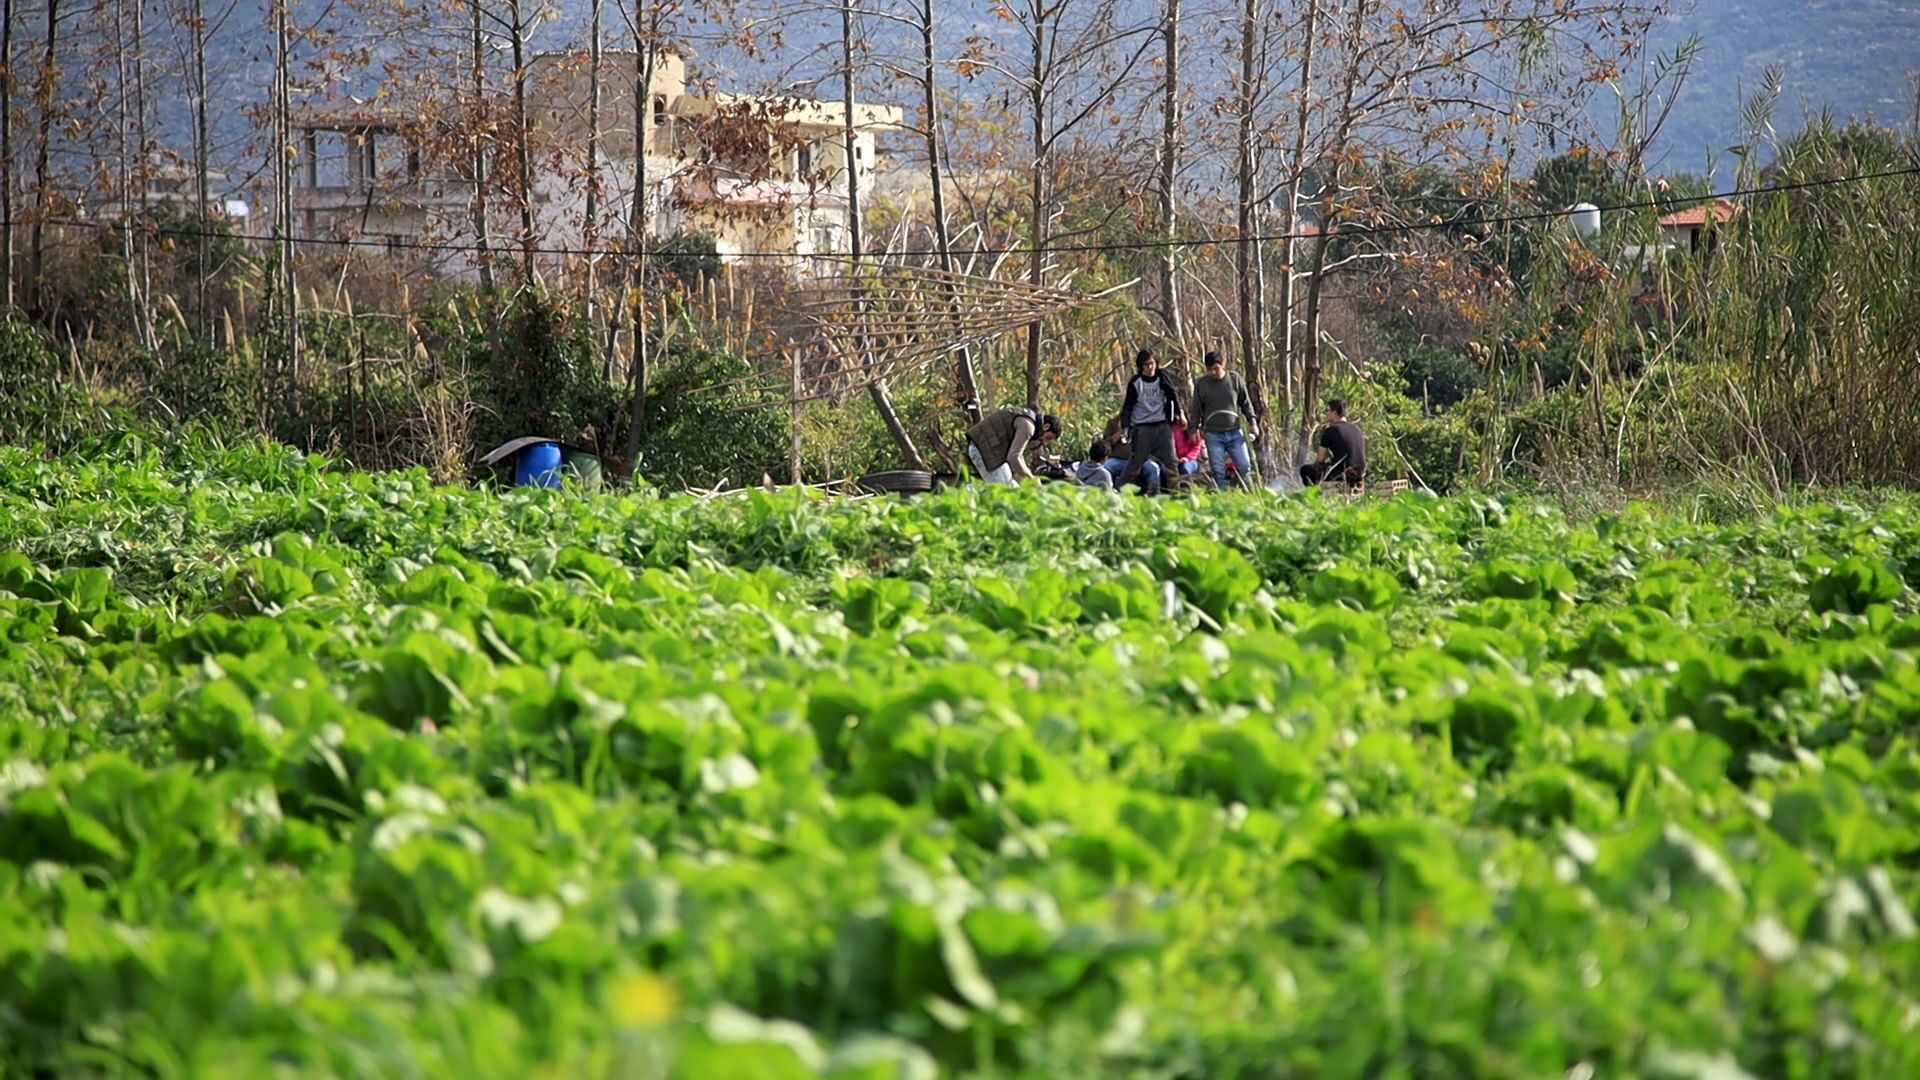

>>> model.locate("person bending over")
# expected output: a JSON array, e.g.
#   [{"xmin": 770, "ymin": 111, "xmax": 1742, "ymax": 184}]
[{"xmin": 967, "ymin": 406, "xmax": 1060, "ymax": 483}]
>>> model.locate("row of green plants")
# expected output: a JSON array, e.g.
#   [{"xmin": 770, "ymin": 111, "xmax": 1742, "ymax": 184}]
[{"xmin": 1, "ymin": 433, "xmax": 1918, "ymax": 1075}]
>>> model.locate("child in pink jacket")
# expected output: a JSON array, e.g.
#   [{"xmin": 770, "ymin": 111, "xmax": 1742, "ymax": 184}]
[{"xmin": 1172, "ymin": 424, "xmax": 1205, "ymax": 477}]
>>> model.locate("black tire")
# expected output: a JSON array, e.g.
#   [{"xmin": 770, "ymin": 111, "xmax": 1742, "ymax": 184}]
[{"xmin": 856, "ymin": 470, "xmax": 935, "ymax": 495}]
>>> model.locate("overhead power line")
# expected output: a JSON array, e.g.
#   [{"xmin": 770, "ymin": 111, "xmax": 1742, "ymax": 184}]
[{"xmin": 32, "ymin": 164, "xmax": 1920, "ymax": 264}]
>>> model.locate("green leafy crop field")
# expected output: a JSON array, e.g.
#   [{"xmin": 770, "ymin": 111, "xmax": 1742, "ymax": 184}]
[{"xmin": 3, "ymin": 434, "xmax": 1919, "ymax": 1078}]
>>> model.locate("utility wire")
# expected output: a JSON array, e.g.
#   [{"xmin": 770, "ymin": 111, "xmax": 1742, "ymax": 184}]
[{"xmin": 32, "ymin": 164, "xmax": 1920, "ymax": 263}]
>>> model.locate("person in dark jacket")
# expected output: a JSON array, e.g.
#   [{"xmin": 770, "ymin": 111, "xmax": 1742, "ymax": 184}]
[
  {"xmin": 1102, "ymin": 413, "xmax": 1160, "ymax": 492},
  {"xmin": 1115, "ymin": 349, "xmax": 1184, "ymax": 494},
  {"xmin": 1299, "ymin": 398, "xmax": 1367, "ymax": 487},
  {"xmin": 966, "ymin": 406, "xmax": 1060, "ymax": 482}
]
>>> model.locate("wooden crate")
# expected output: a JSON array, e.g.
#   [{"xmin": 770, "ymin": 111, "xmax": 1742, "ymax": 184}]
[{"xmin": 1324, "ymin": 478, "xmax": 1410, "ymax": 500}]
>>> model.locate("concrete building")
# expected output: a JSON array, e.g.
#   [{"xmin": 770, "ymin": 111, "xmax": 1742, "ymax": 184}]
[{"xmin": 289, "ymin": 50, "xmax": 903, "ymax": 280}]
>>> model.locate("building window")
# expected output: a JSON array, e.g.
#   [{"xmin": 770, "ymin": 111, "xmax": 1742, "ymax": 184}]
[
  {"xmin": 371, "ymin": 132, "xmax": 410, "ymax": 185},
  {"xmin": 796, "ymin": 144, "xmax": 812, "ymax": 177},
  {"xmin": 306, "ymin": 131, "xmax": 353, "ymax": 190}
]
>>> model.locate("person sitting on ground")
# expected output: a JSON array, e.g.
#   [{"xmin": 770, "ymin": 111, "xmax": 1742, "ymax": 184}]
[
  {"xmin": 966, "ymin": 406, "xmax": 1060, "ymax": 483},
  {"xmin": 1072, "ymin": 440, "xmax": 1117, "ymax": 490},
  {"xmin": 1103, "ymin": 413, "xmax": 1160, "ymax": 493},
  {"xmin": 1190, "ymin": 351, "xmax": 1258, "ymax": 490},
  {"xmin": 1115, "ymin": 348, "xmax": 1184, "ymax": 495},
  {"xmin": 1299, "ymin": 398, "xmax": 1367, "ymax": 488},
  {"xmin": 1172, "ymin": 423, "xmax": 1205, "ymax": 481}
]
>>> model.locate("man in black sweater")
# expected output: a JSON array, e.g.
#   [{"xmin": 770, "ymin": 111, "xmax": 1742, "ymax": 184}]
[
  {"xmin": 1115, "ymin": 348, "xmax": 1184, "ymax": 494},
  {"xmin": 1300, "ymin": 398, "xmax": 1367, "ymax": 488}
]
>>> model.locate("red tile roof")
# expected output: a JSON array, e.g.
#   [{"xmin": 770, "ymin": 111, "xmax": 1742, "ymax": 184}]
[{"xmin": 1657, "ymin": 198, "xmax": 1739, "ymax": 228}]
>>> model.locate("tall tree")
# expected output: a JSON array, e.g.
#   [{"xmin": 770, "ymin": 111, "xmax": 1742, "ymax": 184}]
[
  {"xmin": 991, "ymin": 0, "xmax": 1157, "ymax": 408},
  {"xmin": 468, "ymin": 0, "xmax": 496, "ymax": 294},
  {"xmin": 584, "ymin": 0, "xmax": 603, "ymax": 339},
  {"xmin": 271, "ymin": 0, "xmax": 300, "ymax": 403},
  {"xmin": 1276, "ymin": 0, "xmax": 1318, "ymax": 445},
  {"xmin": 870, "ymin": 0, "xmax": 981, "ymax": 422},
  {"xmin": 1232, "ymin": 0, "xmax": 1273, "ymax": 449},
  {"xmin": 0, "ymin": 0, "xmax": 12, "ymax": 308},
  {"xmin": 24, "ymin": 0, "xmax": 62, "ymax": 314},
  {"xmin": 190, "ymin": 0, "xmax": 212, "ymax": 339},
  {"xmin": 111, "ymin": 0, "xmax": 150, "ymax": 345},
  {"xmin": 1235, "ymin": 0, "xmax": 1664, "ymax": 433},
  {"xmin": 505, "ymin": 0, "xmax": 537, "ymax": 286},
  {"xmin": 841, "ymin": 0, "xmax": 925, "ymax": 468},
  {"xmin": 1155, "ymin": 0, "xmax": 1183, "ymax": 362},
  {"xmin": 1295, "ymin": 0, "xmax": 1370, "ymax": 436},
  {"xmin": 921, "ymin": 0, "xmax": 981, "ymax": 422},
  {"xmin": 618, "ymin": 0, "xmax": 682, "ymax": 460}
]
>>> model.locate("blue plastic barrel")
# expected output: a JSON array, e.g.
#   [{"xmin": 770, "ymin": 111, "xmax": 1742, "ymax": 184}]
[{"xmin": 515, "ymin": 441, "xmax": 564, "ymax": 488}]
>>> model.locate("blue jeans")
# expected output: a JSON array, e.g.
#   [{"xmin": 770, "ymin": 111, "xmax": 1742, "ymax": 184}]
[
  {"xmin": 1105, "ymin": 456, "xmax": 1161, "ymax": 491},
  {"xmin": 1205, "ymin": 429, "xmax": 1251, "ymax": 489}
]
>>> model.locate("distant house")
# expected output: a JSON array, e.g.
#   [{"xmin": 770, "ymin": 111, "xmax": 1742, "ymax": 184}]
[
  {"xmin": 289, "ymin": 50, "xmax": 903, "ymax": 280},
  {"xmin": 1655, "ymin": 197, "xmax": 1739, "ymax": 253},
  {"xmin": 92, "ymin": 163, "xmax": 248, "ymax": 224}
]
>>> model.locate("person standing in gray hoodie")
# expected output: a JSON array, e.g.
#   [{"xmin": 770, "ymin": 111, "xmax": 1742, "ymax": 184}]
[{"xmin": 1115, "ymin": 349, "xmax": 1184, "ymax": 494}]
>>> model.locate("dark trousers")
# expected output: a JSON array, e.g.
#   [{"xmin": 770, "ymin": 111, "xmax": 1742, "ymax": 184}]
[
  {"xmin": 1301, "ymin": 462, "xmax": 1363, "ymax": 487},
  {"xmin": 1118, "ymin": 423, "xmax": 1178, "ymax": 493}
]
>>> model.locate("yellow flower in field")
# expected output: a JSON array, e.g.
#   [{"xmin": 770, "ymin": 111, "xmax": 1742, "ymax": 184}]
[{"xmin": 610, "ymin": 971, "xmax": 680, "ymax": 1028}]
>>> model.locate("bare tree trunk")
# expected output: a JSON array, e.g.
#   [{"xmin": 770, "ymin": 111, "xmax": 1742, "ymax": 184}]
[
  {"xmin": 1279, "ymin": 0, "xmax": 1318, "ymax": 447},
  {"xmin": 272, "ymin": 0, "xmax": 299, "ymax": 411},
  {"xmin": 842, "ymin": 0, "xmax": 924, "ymax": 469},
  {"xmin": 113, "ymin": 2, "xmax": 138, "ymax": 339},
  {"xmin": 920, "ymin": 0, "xmax": 979, "ymax": 424},
  {"xmin": 0, "ymin": 0, "xmax": 12, "ymax": 309},
  {"xmin": 790, "ymin": 347, "xmax": 802, "ymax": 482},
  {"xmin": 1022, "ymin": 10, "xmax": 1046, "ymax": 411},
  {"xmin": 1157, "ymin": 0, "xmax": 1183, "ymax": 358},
  {"xmin": 1233, "ymin": 0, "xmax": 1270, "ymax": 444},
  {"xmin": 467, "ymin": 0, "xmax": 495, "ymax": 294},
  {"xmin": 23, "ymin": 0, "xmax": 58, "ymax": 314},
  {"xmin": 192, "ymin": 0, "xmax": 212, "ymax": 340},
  {"xmin": 623, "ymin": 31, "xmax": 658, "ymax": 461},
  {"xmin": 506, "ymin": 0, "xmax": 537, "ymax": 287},
  {"xmin": 1297, "ymin": 0, "xmax": 1366, "ymax": 437},
  {"xmin": 134, "ymin": 0, "xmax": 154, "ymax": 344},
  {"xmin": 585, "ymin": 0, "xmax": 602, "ymax": 349},
  {"xmin": 1297, "ymin": 215, "xmax": 1333, "ymax": 434}
]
